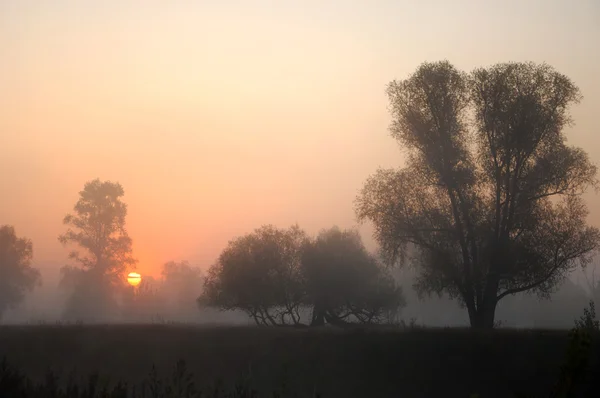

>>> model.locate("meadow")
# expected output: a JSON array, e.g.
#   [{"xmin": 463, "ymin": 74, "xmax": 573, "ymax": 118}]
[{"xmin": 1, "ymin": 324, "xmax": 599, "ymax": 398}]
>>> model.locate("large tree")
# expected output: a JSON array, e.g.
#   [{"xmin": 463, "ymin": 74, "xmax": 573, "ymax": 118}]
[
  {"xmin": 355, "ymin": 61, "xmax": 600, "ymax": 329},
  {"xmin": 58, "ymin": 179, "xmax": 137, "ymax": 321},
  {"xmin": 0, "ymin": 225, "xmax": 41, "ymax": 321}
]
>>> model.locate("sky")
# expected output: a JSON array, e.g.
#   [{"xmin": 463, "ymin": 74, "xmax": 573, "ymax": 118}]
[{"xmin": 1, "ymin": 0, "xmax": 599, "ymax": 282}]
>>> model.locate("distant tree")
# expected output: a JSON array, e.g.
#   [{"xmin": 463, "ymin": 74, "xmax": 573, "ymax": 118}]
[
  {"xmin": 121, "ymin": 276, "xmax": 166, "ymax": 322},
  {"xmin": 356, "ymin": 61, "xmax": 600, "ymax": 329},
  {"xmin": 161, "ymin": 260, "xmax": 204, "ymax": 314},
  {"xmin": 0, "ymin": 226, "xmax": 41, "ymax": 321},
  {"xmin": 582, "ymin": 259, "xmax": 600, "ymax": 308},
  {"xmin": 200, "ymin": 225, "xmax": 308, "ymax": 326},
  {"xmin": 302, "ymin": 227, "xmax": 405, "ymax": 326},
  {"xmin": 58, "ymin": 179, "xmax": 137, "ymax": 321}
]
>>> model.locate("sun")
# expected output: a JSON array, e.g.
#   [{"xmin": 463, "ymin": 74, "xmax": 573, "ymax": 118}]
[{"xmin": 127, "ymin": 272, "xmax": 142, "ymax": 287}]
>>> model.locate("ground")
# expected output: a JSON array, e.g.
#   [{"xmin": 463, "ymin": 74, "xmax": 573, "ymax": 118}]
[{"xmin": 0, "ymin": 325, "xmax": 599, "ymax": 397}]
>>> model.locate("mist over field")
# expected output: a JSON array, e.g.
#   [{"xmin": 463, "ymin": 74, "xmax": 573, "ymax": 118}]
[{"xmin": 2, "ymin": 260, "xmax": 600, "ymax": 329}]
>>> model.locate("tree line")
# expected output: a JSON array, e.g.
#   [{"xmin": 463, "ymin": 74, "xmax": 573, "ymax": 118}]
[
  {"xmin": 1, "ymin": 60, "xmax": 598, "ymax": 329},
  {"xmin": 199, "ymin": 224, "xmax": 405, "ymax": 326}
]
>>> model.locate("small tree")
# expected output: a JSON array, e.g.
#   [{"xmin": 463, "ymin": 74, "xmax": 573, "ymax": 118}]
[
  {"xmin": 0, "ymin": 225, "xmax": 41, "ymax": 321},
  {"xmin": 356, "ymin": 61, "xmax": 600, "ymax": 329},
  {"xmin": 200, "ymin": 224, "xmax": 308, "ymax": 326},
  {"xmin": 58, "ymin": 179, "xmax": 137, "ymax": 321},
  {"xmin": 301, "ymin": 227, "xmax": 405, "ymax": 326}
]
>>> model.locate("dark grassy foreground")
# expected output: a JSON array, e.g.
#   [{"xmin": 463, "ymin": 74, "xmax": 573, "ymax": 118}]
[{"xmin": 0, "ymin": 324, "xmax": 599, "ymax": 398}]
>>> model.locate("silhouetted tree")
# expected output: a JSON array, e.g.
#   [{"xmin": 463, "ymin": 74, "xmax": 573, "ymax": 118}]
[
  {"xmin": 302, "ymin": 227, "xmax": 405, "ymax": 326},
  {"xmin": 58, "ymin": 179, "xmax": 137, "ymax": 321},
  {"xmin": 0, "ymin": 225, "xmax": 41, "ymax": 321},
  {"xmin": 200, "ymin": 224, "xmax": 404, "ymax": 327},
  {"xmin": 200, "ymin": 225, "xmax": 308, "ymax": 326},
  {"xmin": 356, "ymin": 61, "xmax": 600, "ymax": 329}
]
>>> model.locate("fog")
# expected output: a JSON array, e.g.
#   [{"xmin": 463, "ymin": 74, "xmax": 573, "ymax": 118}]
[{"xmin": 3, "ymin": 257, "xmax": 599, "ymax": 329}]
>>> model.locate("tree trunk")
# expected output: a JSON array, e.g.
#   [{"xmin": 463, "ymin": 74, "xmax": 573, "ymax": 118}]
[
  {"xmin": 324, "ymin": 311, "xmax": 346, "ymax": 326},
  {"xmin": 469, "ymin": 299, "xmax": 498, "ymax": 329},
  {"xmin": 310, "ymin": 305, "xmax": 325, "ymax": 326},
  {"xmin": 467, "ymin": 274, "xmax": 501, "ymax": 329}
]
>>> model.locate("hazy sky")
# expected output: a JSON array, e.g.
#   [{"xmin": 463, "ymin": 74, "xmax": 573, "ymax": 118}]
[{"xmin": 1, "ymin": 0, "xmax": 599, "ymax": 280}]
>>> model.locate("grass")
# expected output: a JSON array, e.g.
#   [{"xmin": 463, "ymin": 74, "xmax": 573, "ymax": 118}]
[{"xmin": 0, "ymin": 324, "xmax": 599, "ymax": 397}]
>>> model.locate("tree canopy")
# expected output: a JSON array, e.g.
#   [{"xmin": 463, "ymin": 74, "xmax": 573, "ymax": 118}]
[
  {"xmin": 0, "ymin": 225, "xmax": 41, "ymax": 321},
  {"xmin": 201, "ymin": 224, "xmax": 308, "ymax": 326},
  {"xmin": 58, "ymin": 179, "xmax": 137, "ymax": 321},
  {"xmin": 355, "ymin": 60, "xmax": 600, "ymax": 329},
  {"xmin": 302, "ymin": 226, "xmax": 404, "ymax": 325}
]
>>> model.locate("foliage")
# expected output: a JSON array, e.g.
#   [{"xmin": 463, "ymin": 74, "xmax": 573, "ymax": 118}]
[
  {"xmin": 201, "ymin": 224, "xmax": 308, "ymax": 326},
  {"xmin": 574, "ymin": 300, "xmax": 600, "ymax": 332},
  {"xmin": 0, "ymin": 225, "xmax": 41, "ymax": 321},
  {"xmin": 355, "ymin": 60, "xmax": 600, "ymax": 329},
  {"xmin": 58, "ymin": 179, "xmax": 137, "ymax": 321},
  {"xmin": 302, "ymin": 227, "xmax": 405, "ymax": 326},
  {"xmin": 200, "ymin": 225, "xmax": 404, "ymax": 326}
]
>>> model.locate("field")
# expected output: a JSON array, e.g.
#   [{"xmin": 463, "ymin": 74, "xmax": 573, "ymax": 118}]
[{"xmin": 0, "ymin": 325, "xmax": 599, "ymax": 398}]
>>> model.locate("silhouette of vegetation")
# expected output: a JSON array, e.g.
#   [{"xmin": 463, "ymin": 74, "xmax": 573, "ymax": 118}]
[
  {"xmin": 200, "ymin": 225, "xmax": 404, "ymax": 326},
  {"xmin": 200, "ymin": 225, "xmax": 309, "ymax": 326},
  {"xmin": 302, "ymin": 227, "xmax": 405, "ymax": 326},
  {"xmin": 356, "ymin": 60, "xmax": 600, "ymax": 329},
  {"xmin": 58, "ymin": 179, "xmax": 138, "ymax": 322},
  {"xmin": 0, "ymin": 225, "xmax": 41, "ymax": 322},
  {"xmin": 0, "ymin": 356, "xmax": 280, "ymax": 398}
]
